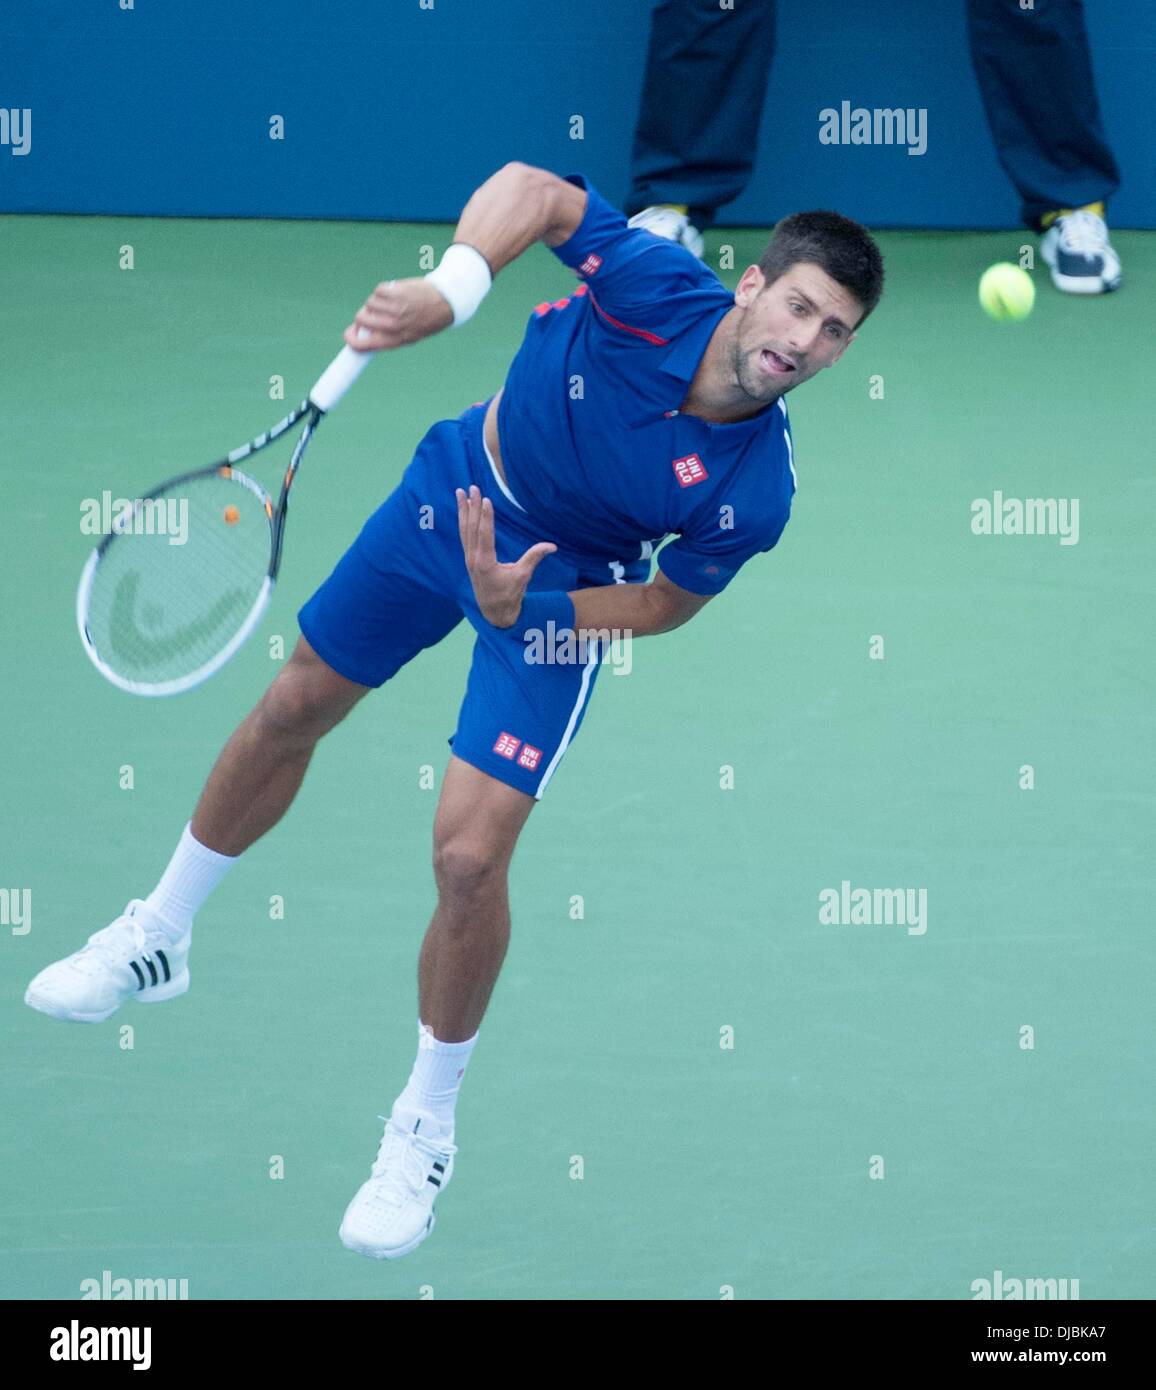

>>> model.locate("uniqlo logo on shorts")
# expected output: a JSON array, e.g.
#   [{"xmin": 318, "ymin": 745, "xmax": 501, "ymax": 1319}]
[
  {"xmin": 493, "ymin": 732, "xmax": 521, "ymax": 760},
  {"xmin": 672, "ymin": 454, "xmax": 708, "ymax": 487},
  {"xmin": 517, "ymin": 743, "xmax": 542, "ymax": 771},
  {"xmin": 579, "ymin": 253, "xmax": 603, "ymax": 276}
]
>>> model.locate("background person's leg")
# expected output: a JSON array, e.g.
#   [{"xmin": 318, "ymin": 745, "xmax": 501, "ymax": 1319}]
[
  {"xmin": 965, "ymin": 0, "xmax": 1121, "ymax": 231},
  {"xmin": 626, "ymin": 0, "xmax": 778, "ymax": 230}
]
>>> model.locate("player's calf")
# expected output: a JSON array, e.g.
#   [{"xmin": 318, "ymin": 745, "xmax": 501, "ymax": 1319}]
[{"xmin": 190, "ymin": 638, "xmax": 369, "ymax": 855}]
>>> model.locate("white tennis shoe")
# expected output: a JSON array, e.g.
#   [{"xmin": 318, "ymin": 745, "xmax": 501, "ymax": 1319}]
[
  {"xmin": 1040, "ymin": 209, "xmax": 1122, "ymax": 294},
  {"xmin": 24, "ymin": 899, "xmax": 191, "ymax": 1023},
  {"xmin": 340, "ymin": 1112, "xmax": 458, "ymax": 1260},
  {"xmin": 627, "ymin": 204, "xmax": 705, "ymax": 260}
]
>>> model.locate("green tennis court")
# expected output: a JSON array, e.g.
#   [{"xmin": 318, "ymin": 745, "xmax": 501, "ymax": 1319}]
[{"xmin": 1, "ymin": 214, "xmax": 1152, "ymax": 1299}]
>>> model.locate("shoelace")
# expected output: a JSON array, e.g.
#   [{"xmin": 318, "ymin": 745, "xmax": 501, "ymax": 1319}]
[
  {"xmin": 365, "ymin": 1115, "xmax": 458, "ymax": 1211},
  {"xmin": 73, "ymin": 899, "xmax": 152, "ymax": 977},
  {"xmin": 1057, "ymin": 210, "xmax": 1108, "ymax": 257}
]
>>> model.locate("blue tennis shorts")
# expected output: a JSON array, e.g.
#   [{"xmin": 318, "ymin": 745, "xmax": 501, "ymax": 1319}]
[{"xmin": 298, "ymin": 399, "xmax": 649, "ymax": 798}]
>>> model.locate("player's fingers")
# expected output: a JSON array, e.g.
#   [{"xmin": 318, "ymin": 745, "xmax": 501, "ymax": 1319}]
[
  {"xmin": 344, "ymin": 322, "xmax": 386, "ymax": 350},
  {"xmin": 516, "ymin": 541, "xmax": 558, "ymax": 576},
  {"xmin": 350, "ymin": 281, "xmax": 403, "ymax": 347},
  {"xmin": 477, "ymin": 496, "xmax": 498, "ymax": 566},
  {"xmin": 343, "ymin": 323, "xmax": 376, "ymax": 352},
  {"xmin": 464, "ymin": 485, "xmax": 485, "ymax": 562},
  {"xmin": 455, "ymin": 487, "xmax": 476, "ymax": 566},
  {"xmin": 465, "ymin": 485, "xmax": 481, "ymax": 554},
  {"xmin": 350, "ymin": 311, "xmax": 401, "ymax": 349},
  {"xmin": 355, "ymin": 280, "xmax": 452, "ymax": 348}
]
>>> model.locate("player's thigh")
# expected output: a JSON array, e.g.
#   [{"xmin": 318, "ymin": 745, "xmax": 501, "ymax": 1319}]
[
  {"xmin": 296, "ymin": 468, "xmax": 467, "ymax": 690},
  {"xmin": 445, "ymin": 546, "xmax": 646, "ymax": 800},
  {"xmin": 432, "ymin": 754, "xmax": 538, "ymax": 888},
  {"xmin": 448, "ymin": 619, "xmax": 607, "ymax": 802}
]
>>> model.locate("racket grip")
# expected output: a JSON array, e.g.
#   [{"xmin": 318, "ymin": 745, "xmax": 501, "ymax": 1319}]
[{"xmin": 308, "ymin": 330, "xmax": 374, "ymax": 413}]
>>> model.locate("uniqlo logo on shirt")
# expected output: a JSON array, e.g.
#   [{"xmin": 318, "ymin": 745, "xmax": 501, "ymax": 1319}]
[
  {"xmin": 672, "ymin": 454, "xmax": 709, "ymax": 487},
  {"xmin": 493, "ymin": 732, "xmax": 521, "ymax": 760},
  {"xmin": 579, "ymin": 253, "xmax": 603, "ymax": 276},
  {"xmin": 517, "ymin": 743, "xmax": 542, "ymax": 771}
]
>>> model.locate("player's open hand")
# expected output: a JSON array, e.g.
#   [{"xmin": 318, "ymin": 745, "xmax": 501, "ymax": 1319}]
[
  {"xmin": 455, "ymin": 485, "xmax": 556, "ymax": 629},
  {"xmin": 344, "ymin": 278, "xmax": 453, "ymax": 350}
]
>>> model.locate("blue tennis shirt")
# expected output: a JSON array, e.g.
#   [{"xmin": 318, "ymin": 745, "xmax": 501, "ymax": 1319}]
[{"xmin": 495, "ymin": 172, "xmax": 797, "ymax": 596}]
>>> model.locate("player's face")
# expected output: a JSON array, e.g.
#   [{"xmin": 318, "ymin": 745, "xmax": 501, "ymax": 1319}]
[{"xmin": 731, "ymin": 262, "xmax": 861, "ymax": 404}]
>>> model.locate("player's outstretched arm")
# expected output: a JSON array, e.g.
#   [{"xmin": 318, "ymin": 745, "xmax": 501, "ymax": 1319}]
[
  {"xmin": 570, "ymin": 570, "xmax": 712, "ymax": 638},
  {"xmin": 344, "ymin": 163, "xmax": 585, "ymax": 352}
]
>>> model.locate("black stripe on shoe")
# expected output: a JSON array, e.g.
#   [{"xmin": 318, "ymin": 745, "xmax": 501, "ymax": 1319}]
[
  {"xmin": 427, "ymin": 1174, "xmax": 441, "ymax": 1188},
  {"xmin": 155, "ymin": 949, "xmax": 172, "ymax": 984},
  {"xmin": 433, "ymin": 1161, "xmax": 445, "ymax": 1174},
  {"xmin": 130, "ymin": 961, "xmax": 147, "ymax": 990},
  {"xmin": 143, "ymin": 957, "xmax": 159, "ymax": 987}
]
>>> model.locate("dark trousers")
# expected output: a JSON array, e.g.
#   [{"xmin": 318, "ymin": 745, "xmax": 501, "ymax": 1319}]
[{"xmin": 625, "ymin": 0, "xmax": 1121, "ymax": 231}]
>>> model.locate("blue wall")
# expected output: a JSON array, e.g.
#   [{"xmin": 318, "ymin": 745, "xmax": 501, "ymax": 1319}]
[{"xmin": 0, "ymin": 1, "xmax": 1152, "ymax": 228}]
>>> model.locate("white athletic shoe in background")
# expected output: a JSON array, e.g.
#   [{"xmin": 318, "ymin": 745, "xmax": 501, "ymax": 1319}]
[
  {"xmin": 627, "ymin": 204, "xmax": 706, "ymax": 260},
  {"xmin": 1039, "ymin": 209, "xmax": 1122, "ymax": 294},
  {"xmin": 339, "ymin": 1112, "xmax": 458, "ymax": 1260},
  {"xmin": 24, "ymin": 899, "xmax": 190, "ymax": 1023}
]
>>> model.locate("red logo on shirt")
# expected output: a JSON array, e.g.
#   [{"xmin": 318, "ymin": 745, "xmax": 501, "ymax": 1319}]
[
  {"xmin": 493, "ymin": 732, "xmax": 521, "ymax": 760},
  {"xmin": 579, "ymin": 253, "xmax": 603, "ymax": 277},
  {"xmin": 672, "ymin": 454, "xmax": 709, "ymax": 487},
  {"xmin": 517, "ymin": 743, "xmax": 543, "ymax": 771}
]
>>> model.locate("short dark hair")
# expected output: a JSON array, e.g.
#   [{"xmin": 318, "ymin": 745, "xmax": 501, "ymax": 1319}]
[{"xmin": 757, "ymin": 211, "xmax": 884, "ymax": 329}]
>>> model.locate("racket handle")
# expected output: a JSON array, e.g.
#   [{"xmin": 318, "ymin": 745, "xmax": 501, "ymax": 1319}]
[{"xmin": 308, "ymin": 327, "xmax": 374, "ymax": 413}]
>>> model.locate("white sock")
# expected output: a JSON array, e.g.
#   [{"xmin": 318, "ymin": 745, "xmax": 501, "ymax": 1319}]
[
  {"xmin": 144, "ymin": 822, "xmax": 238, "ymax": 941},
  {"xmin": 391, "ymin": 1021, "xmax": 478, "ymax": 1140}
]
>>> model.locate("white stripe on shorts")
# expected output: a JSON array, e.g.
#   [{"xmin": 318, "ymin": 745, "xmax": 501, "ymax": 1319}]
[{"xmin": 534, "ymin": 637, "xmax": 601, "ymax": 799}]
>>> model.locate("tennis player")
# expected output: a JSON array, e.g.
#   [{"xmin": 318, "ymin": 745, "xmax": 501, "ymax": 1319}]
[{"xmin": 26, "ymin": 163, "xmax": 884, "ymax": 1259}]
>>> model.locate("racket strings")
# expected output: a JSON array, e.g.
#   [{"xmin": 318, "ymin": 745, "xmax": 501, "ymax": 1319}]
[{"xmin": 83, "ymin": 475, "xmax": 272, "ymax": 684}]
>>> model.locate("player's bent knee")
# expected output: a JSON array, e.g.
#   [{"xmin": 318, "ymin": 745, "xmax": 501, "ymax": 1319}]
[{"xmin": 432, "ymin": 838, "xmax": 506, "ymax": 902}]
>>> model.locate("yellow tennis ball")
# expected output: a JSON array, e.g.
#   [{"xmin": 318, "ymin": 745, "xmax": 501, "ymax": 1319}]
[
  {"xmin": 223, "ymin": 504, "xmax": 240, "ymax": 525},
  {"xmin": 979, "ymin": 263, "xmax": 1035, "ymax": 321}
]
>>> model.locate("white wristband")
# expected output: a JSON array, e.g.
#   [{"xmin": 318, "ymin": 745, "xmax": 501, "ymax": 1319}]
[{"xmin": 425, "ymin": 243, "xmax": 492, "ymax": 326}]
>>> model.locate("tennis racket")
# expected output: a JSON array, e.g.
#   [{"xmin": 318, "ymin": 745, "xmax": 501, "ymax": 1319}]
[{"xmin": 76, "ymin": 335, "xmax": 374, "ymax": 696}]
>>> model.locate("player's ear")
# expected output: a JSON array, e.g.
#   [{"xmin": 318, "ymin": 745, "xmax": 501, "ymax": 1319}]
[{"xmin": 734, "ymin": 265, "xmax": 765, "ymax": 307}]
